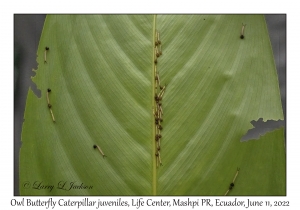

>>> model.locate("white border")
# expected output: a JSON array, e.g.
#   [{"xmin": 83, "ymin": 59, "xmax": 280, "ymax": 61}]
[{"xmin": 3, "ymin": 0, "xmax": 299, "ymax": 208}]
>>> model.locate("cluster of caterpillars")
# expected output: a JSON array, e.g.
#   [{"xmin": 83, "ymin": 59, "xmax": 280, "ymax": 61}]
[
  {"xmin": 153, "ymin": 30, "xmax": 165, "ymax": 168},
  {"xmin": 154, "ymin": 30, "xmax": 162, "ymax": 64},
  {"xmin": 224, "ymin": 167, "xmax": 240, "ymax": 195}
]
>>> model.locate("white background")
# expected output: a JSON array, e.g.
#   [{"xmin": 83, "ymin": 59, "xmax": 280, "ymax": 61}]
[{"xmin": 1, "ymin": 0, "xmax": 298, "ymax": 209}]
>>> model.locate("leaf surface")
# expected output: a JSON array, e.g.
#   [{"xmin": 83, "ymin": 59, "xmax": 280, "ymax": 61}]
[{"xmin": 20, "ymin": 15, "xmax": 285, "ymax": 195}]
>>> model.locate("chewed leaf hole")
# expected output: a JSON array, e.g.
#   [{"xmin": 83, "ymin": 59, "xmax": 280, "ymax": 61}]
[{"xmin": 241, "ymin": 118, "xmax": 285, "ymax": 141}]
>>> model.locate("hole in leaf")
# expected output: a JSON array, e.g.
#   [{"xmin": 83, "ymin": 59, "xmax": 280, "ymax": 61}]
[{"xmin": 241, "ymin": 118, "xmax": 285, "ymax": 141}]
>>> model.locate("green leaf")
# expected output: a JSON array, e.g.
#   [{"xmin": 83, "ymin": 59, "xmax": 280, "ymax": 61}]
[{"xmin": 20, "ymin": 15, "xmax": 285, "ymax": 195}]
